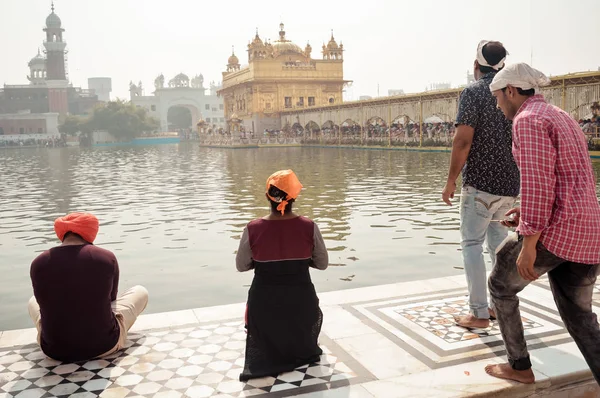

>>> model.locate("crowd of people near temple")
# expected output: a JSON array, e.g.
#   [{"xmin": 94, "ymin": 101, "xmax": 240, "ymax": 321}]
[
  {"xmin": 580, "ymin": 116, "xmax": 600, "ymax": 135},
  {"xmin": 0, "ymin": 136, "xmax": 66, "ymax": 148},
  {"xmin": 25, "ymin": 39, "xmax": 599, "ymax": 388}
]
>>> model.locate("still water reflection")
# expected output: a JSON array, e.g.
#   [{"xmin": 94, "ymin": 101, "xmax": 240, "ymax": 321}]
[{"xmin": 1, "ymin": 145, "xmax": 599, "ymax": 330}]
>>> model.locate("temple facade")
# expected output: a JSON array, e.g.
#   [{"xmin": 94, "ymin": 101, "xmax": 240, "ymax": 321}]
[
  {"xmin": 129, "ymin": 74, "xmax": 225, "ymax": 132},
  {"xmin": 218, "ymin": 23, "xmax": 350, "ymax": 134}
]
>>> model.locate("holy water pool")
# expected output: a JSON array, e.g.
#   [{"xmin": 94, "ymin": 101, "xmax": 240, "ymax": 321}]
[{"xmin": 1, "ymin": 145, "xmax": 599, "ymax": 330}]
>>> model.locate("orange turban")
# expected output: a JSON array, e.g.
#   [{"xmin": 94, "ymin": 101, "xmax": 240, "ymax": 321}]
[
  {"xmin": 266, "ymin": 170, "xmax": 303, "ymax": 215},
  {"xmin": 54, "ymin": 213, "xmax": 99, "ymax": 243}
]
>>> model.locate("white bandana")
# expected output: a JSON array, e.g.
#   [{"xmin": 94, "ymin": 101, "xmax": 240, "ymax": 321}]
[
  {"xmin": 476, "ymin": 40, "xmax": 506, "ymax": 71},
  {"xmin": 490, "ymin": 63, "xmax": 551, "ymax": 94}
]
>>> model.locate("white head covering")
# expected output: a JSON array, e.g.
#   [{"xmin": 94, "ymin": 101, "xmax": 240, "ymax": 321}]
[
  {"xmin": 489, "ymin": 63, "xmax": 551, "ymax": 94},
  {"xmin": 476, "ymin": 40, "xmax": 507, "ymax": 71}
]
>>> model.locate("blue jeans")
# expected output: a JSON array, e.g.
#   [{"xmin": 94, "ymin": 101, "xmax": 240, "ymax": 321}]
[{"xmin": 460, "ymin": 186, "xmax": 516, "ymax": 319}]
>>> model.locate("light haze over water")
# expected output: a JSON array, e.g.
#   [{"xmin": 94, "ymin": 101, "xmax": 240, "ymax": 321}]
[{"xmin": 1, "ymin": 146, "xmax": 600, "ymax": 330}]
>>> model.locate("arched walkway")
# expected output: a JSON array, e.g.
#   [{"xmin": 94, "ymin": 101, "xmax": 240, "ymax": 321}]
[
  {"xmin": 391, "ymin": 115, "xmax": 418, "ymax": 143},
  {"xmin": 291, "ymin": 122, "xmax": 304, "ymax": 136},
  {"xmin": 365, "ymin": 116, "xmax": 387, "ymax": 140},
  {"xmin": 305, "ymin": 121, "xmax": 320, "ymax": 139},
  {"xmin": 167, "ymin": 106, "xmax": 193, "ymax": 130},
  {"xmin": 423, "ymin": 113, "xmax": 453, "ymax": 142},
  {"xmin": 340, "ymin": 119, "xmax": 360, "ymax": 140},
  {"xmin": 160, "ymin": 100, "xmax": 201, "ymax": 133}
]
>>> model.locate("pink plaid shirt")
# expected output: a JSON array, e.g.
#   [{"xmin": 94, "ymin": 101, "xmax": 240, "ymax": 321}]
[{"xmin": 513, "ymin": 95, "xmax": 600, "ymax": 265}]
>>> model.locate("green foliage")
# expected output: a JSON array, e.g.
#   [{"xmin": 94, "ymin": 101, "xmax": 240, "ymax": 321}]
[
  {"xmin": 58, "ymin": 115, "xmax": 83, "ymax": 136},
  {"xmin": 58, "ymin": 100, "xmax": 159, "ymax": 140},
  {"xmin": 167, "ymin": 106, "xmax": 192, "ymax": 129}
]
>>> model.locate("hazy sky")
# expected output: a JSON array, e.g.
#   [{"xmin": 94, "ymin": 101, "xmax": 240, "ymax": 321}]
[{"xmin": 2, "ymin": 0, "xmax": 599, "ymax": 100}]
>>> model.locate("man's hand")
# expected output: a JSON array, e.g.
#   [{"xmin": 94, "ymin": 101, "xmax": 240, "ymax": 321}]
[
  {"xmin": 501, "ymin": 207, "xmax": 521, "ymax": 228},
  {"xmin": 517, "ymin": 245, "xmax": 538, "ymax": 281},
  {"xmin": 442, "ymin": 181, "xmax": 456, "ymax": 206}
]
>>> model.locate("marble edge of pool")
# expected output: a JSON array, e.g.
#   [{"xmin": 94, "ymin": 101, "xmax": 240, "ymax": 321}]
[{"xmin": 0, "ymin": 275, "xmax": 468, "ymax": 349}]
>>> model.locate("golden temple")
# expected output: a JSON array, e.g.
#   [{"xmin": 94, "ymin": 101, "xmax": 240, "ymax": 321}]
[{"xmin": 218, "ymin": 23, "xmax": 350, "ymax": 134}]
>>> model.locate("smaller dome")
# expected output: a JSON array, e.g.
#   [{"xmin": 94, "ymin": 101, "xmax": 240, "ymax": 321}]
[
  {"xmin": 46, "ymin": 11, "xmax": 62, "ymax": 29},
  {"xmin": 173, "ymin": 73, "xmax": 189, "ymax": 81},
  {"xmin": 252, "ymin": 31, "xmax": 263, "ymax": 46},
  {"xmin": 327, "ymin": 37, "xmax": 339, "ymax": 50},
  {"xmin": 228, "ymin": 54, "xmax": 239, "ymax": 65},
  {"xmin": 29, "ymin": 51, "xmax": 45, "ymax": 66}
]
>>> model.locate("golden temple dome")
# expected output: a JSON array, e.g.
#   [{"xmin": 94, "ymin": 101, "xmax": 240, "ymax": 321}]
[
  {"xmin": 273, "ymin": 41, "xmax": 304, "ymax": 55},
  {"xmin": 228, "ymin": 47, "xmax": 239, "ymax": 65},
  {"xmin": 252, "ymin": 29, "xmax": 263, "ymax": 46},
  {"xmin": 272, "ymin": 23, "xmax": 305, "ymax": 56},
  {"xmin": 327, "ymin": 31, "xmax": 339, "ymax": 49}
]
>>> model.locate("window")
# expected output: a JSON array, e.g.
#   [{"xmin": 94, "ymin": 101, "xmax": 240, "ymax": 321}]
[
  {"xmin": 0, "ymin": 127, "xmax": 4, "ymax": 135},
  {"xmin": 19, "ymin": 127, "xmax": 25, "ymax": 134},
  {"xmin": 298, "ymin": 97, "xmax": 304, "ymax": 107},
  {"xmin": 308, "ymin": 97, "xmax": 315, "ymax": 106},
  {"xmin": 220, "ymin": 118, "xmax": 225, "ymax": 122},
  {"xmin": 151, "ymin": 105, "xmax": 156, "ymax": 111},
  {"xmin": 328, "ymin": 97, "xmax": 335, "ymax": 104},
  {"xmin": 284, "ymin": 97, "xmax": 292, "ymax": 108},
  {"xmin": 219, "ymin": 104, "xmax": 224, "ymax": 110},
  {"xmin": 38, "ymin": 128, "xmax": 43, "ymax": 133},
  {"xmin": 212, "ymin": 107, "xmax": 217, "ymax": 112},
  {"xmin": 205, "ymin": 104, "xmax": 210, "ymax": 110},
  {"xmin": 206, "ymin": 118, "xmax": 211, "ymax": 122}
]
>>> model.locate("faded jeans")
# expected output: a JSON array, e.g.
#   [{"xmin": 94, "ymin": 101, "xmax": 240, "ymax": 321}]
[
  {"xmin": 489, "ymin": 233, "xmax": 600, "ymax": 384},
  {"xmin": 460, "ymin": 186, "xmax": 516, "ymax": 319}
]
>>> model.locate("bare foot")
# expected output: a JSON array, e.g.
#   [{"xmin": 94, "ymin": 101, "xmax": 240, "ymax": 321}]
[
  {"xmin": 454, "ymin": 314, "xmax": 490, "ymax": 329},
  {"xmin": 485, "ymin": 363, "xmax": 535, "ymax": 384},
  {"xmin": 489, "ymin": 308, "xmax": 496, "ymax": 320}
]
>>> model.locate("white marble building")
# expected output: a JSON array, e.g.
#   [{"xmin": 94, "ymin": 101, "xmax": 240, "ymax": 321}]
[{"xmin": 130, "ymin": 73, "xmax": 225, "ymax": 132}]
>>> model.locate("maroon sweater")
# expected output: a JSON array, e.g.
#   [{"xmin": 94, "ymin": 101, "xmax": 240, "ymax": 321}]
[{"xmin": 30, "ymin": 244, "xmax": 120, "ymax": 362}]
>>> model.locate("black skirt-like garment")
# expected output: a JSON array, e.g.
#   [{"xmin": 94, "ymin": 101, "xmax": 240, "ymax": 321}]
[{"xmin": 240, "ymin": 260, "xmax": 323, "ymax": 381}]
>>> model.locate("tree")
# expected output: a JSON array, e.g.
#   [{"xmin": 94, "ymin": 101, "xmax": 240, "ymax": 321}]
[
  {"xmin": 83, "ymin": 100, "xmax": 159, "ymax": 140},
  {"xmin": 167, "ymin": 106, "xmax": 192, "ymax": 129},
  {"xmin": 58, "ymin": 115, "xmax": 84, "ymax": 136}
]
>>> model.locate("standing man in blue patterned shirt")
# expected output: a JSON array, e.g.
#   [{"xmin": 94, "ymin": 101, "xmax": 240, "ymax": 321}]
[{"xmin": 442, "ymin": 40, "xmax": 520, "ymax": 329}]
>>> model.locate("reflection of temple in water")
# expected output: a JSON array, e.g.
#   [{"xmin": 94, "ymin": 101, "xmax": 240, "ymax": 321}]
[{"xmin": 220, "ymin": 148, "xmax": 352, "ymax": 242}]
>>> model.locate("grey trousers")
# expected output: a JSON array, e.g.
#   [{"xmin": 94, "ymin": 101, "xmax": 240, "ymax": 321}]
[{"xmin": 488, "ymin": 233, "xmax": 600, "ymax": 384}]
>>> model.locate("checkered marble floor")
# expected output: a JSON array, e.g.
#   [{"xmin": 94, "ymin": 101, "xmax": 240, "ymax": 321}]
[
  {"xmin": 395, "ymin": 297, "xmax": 541, "ymax": 343},
  {"xmin": 0, "ymin": 321, "xmax": 363, "ymax": 398},
  {"xmin": 1, "ymin": 276, "xmax": 597, "ymax": 398}
]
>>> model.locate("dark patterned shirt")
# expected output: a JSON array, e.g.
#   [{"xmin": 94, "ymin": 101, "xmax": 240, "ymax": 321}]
[{"xmin": 455, "ymin": 73, "xmax": 520, "ymax": 197}]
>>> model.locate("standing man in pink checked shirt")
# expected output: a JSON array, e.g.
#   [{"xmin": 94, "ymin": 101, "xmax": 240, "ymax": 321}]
[{"xmin": 485, "ymin": 63, "xmax": 600, "ymax": 385}]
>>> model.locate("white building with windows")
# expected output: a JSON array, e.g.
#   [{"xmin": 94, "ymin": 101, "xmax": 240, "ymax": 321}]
[{"xmin": 129, "ymin": 73, "xmax": 225, "ymax": 132}]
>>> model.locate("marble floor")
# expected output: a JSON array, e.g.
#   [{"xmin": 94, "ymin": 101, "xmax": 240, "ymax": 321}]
[{"xmin": 0, "ymin": 274, "xmax": 598, "ymax": 398}]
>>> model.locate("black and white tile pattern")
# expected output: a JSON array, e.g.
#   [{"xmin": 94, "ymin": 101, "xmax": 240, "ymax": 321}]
[
  {"xmin": 0, "ymin": 321, "xmax": 365, "ymax": 398},
  {"xmin": 395, "ymin": 298, "xmax": 541, "ymax": 343}
]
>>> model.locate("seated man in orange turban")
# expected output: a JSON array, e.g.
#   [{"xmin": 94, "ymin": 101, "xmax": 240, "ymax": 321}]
[
  {"xmin": 236, "ymin": 170, "xmax": 329, "ymax": 381},
  {"xmin": 28, "ymin": 212, "xmax": 149, "ymax": 362}
]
